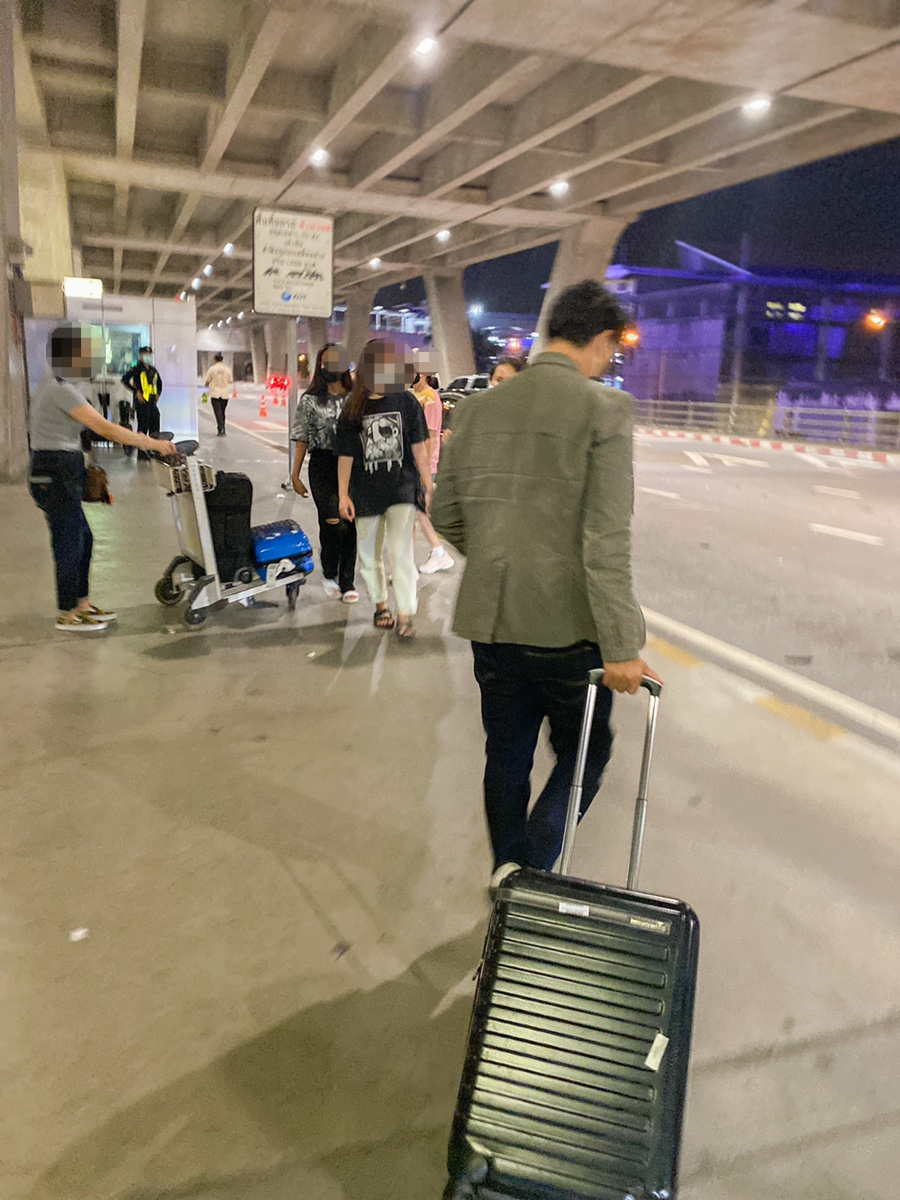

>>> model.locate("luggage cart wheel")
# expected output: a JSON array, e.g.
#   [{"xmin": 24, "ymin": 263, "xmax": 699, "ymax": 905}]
[
  {"xmin": 236, "ymin": 567, "xmax": 255, "ymax": 584},
  {"xmin": 442, "ymin": 1181, "xmax": 474, "ymax": 1200},
  {"xmin": 155, "ymin": 576, "xmax": 182, "ymax": 606},
  {"xmin": 183, "ymin": 605, "xmax": 207, "ymax": 629}
]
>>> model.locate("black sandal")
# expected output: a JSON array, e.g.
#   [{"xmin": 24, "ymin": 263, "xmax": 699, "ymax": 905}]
[{"xmin": 373, "ymin": 607, "xmax": 395, "ymax": 630}]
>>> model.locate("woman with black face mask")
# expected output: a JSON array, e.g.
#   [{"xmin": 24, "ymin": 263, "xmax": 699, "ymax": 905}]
[{"xmin": 291, "ymin": 343, "xmax": 358, "ymax": 602}]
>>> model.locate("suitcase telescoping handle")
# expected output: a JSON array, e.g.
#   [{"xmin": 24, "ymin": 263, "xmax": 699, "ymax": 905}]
[{"xmin": 558, "ymin": 669, "xmax": 662, "ymax": 888}]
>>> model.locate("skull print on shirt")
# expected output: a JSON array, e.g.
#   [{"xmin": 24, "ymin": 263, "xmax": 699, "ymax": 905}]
[{"xmin": 362, "ymin": 411, "xmax": 403, "ymax": 473}]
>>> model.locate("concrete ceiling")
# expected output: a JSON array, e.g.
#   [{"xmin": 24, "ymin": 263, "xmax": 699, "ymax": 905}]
[{"xmin": 13, "ymin": 0, "xmax": 900, "ymax": 320}]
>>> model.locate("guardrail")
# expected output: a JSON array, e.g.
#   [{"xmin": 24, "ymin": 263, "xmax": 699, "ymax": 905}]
[{"xmin": 632, "ymin": 398, "xmax": 900, "ymax": 451}]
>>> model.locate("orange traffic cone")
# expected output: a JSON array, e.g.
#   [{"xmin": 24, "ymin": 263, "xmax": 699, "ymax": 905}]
[{"xmin": 259, "ymin": 394, "xmax": 268, "ymax": 418}]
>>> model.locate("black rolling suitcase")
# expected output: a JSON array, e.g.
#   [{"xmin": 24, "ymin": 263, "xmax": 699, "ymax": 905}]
[
  {"xmin": 446, "ymin": 671, "xmax": 699, "ymax": 1200},
  {"xmin": 206, "ymin": 471, "xmax": 254, "ymax": 583}
]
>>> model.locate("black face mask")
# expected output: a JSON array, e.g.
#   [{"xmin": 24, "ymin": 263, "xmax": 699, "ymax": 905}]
[{"xmin": 321, "ymin": 368, "xmax": 342, "ymax": 384}]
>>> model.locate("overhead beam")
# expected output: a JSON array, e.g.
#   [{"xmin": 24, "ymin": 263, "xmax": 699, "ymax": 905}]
[
  {"xmin": 79, "ymin": 232, "xmax": 252, "ymax": 259},
  {"xmin": 201, "ymin": 5, "xmax": 297, "ymax": 174},
  {"xmin": 571, "ymin": 102, "xmax": 854, "ymax": 209},
  {"xmin": 274, "ymin": 22, "xmax": 412, "ymax": 195},
  {"xmin": 419, "ymin": 64, "xmax": 661, "ymax": 197},
  {"xmin": 487, "ymin": 77, "xmax": 746, "ymax": 210},
  {"xmin": 350, "ymin": 44, "xmax": 546, "ymax": 191}
]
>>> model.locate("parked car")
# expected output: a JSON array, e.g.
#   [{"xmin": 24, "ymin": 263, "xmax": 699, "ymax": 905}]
[{"xmin": 442, "ymin": 374, "xmax": 490, "ymax": 395}]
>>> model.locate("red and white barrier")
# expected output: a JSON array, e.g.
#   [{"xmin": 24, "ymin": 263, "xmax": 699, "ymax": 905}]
[{"xmin": 634, "ymin": 426, "xmax": 899, "ymax": 466}]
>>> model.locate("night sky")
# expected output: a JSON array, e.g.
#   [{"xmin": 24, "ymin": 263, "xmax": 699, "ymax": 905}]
[{"xmin": 377, "ymin": 137, "xmax": 900, "ymax": 317}]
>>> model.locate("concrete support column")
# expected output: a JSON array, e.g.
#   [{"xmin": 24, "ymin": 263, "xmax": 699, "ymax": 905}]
[
  {"xmin": 250, "ymin": 326, "xmax": 267, "ymax": 383},
  {"xmin": 424, "ymin": 270, "xmax": 475, "ymax": 387},
  {"xmin": 343, "ymin": 285, "xmax": 378, "ymax": 362},
  {"xmin": 531, "ymin": 216, "xmax": 630, "ymax": 356},
  {"xmin": 264, "ymin": 317, "xmax": 295, "ymax": 378},
  {"xmin": 0, "ymin": 0, "xmax": 29, "ymax": 484},
  {"xmin": 306, "ymin": 316, "xmax": 329, "ymax": 357}
]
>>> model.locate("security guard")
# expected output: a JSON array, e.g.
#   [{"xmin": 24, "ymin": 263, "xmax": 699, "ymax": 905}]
[{"xmin": 122, "ymin": 345, "xmax": 163, "ymax": 459}]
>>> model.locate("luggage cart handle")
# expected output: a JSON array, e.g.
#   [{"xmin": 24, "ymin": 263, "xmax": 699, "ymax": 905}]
[{"xmin": 558, "ymin": 670, "xmax": 662, "ymax": 888}]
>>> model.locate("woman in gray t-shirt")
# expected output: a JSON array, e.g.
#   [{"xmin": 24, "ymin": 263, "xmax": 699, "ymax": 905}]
[{"xmin": 30, "ymin": 327, "xmax": 175, "ymax": 632}]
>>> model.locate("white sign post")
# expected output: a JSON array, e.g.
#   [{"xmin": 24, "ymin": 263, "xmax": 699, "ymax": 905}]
[{"xmin": 252, "ymin": 208, "xmax": 334, "ymax": 318}]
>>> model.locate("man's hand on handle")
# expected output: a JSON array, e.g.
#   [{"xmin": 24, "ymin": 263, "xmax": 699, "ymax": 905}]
[
  {"xmin": 145, "ymin": 434, "xmax": 176, "ymax": 456},
  {"xmin": 602, "ymin": 659, "xmax": 663, "ymax": 695}
]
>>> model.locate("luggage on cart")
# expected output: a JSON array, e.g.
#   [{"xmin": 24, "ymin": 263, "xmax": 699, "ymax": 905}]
[
  {"xmin": 445, "ymin": 671, "xmax": 699, "ymax": 1200},
  {"xmin": 206, "ymin": 470, "xmax": 254, "ymax": 583},
  {"xmin": 251, "ymin": 519, "xmax": 314, "ymax": 578}
]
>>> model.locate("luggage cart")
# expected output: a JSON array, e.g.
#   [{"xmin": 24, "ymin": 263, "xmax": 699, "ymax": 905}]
[{"xmin": 152, "ymin": 451, "xmax": 313, "ymax": 628}]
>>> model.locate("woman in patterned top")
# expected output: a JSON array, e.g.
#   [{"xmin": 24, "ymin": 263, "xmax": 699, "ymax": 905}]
[{"xmin": 291, "ymin": 343, "xmax": 358, "ymax": 602}]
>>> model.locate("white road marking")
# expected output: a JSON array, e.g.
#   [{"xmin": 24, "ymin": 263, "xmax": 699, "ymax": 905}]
[
  {"xmin": 813, "ymin": 486, "xmax": 861, "ymax": 500},
  {"xmin": 798, "ymin": 453, "xmax": 831, "ymax": 471},
  {"xmin": 645, "ymin": 608, "xmax": 900, "ymax": 746},
  {"xmin": 638, "ymin": 486, "xmax": 681, "ymax": 500},
  {"xmin": 809, "ymin": 523, "xmax": 883, "ymax": 546},
  {"xmin": 709, "ymin": 453, "xmax": 769, "ymax": 469},
  {"xmin": 683, "ymin": 465, "xmax": 712, "ymax": 474},
  {"xmin": 684, "ymin": 451, "xmax": 709, "ymax": 467}
]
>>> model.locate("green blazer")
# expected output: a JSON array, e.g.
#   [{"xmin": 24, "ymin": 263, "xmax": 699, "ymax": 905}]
[{"xmin": 431, "ymin": 352, "xmax": 646, "ymax": 662}]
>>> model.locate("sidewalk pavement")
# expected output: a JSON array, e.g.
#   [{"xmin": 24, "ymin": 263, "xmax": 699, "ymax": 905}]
[{"xmin": 0, "ymin": 419, "xmax": 897, "ymax": 1199}]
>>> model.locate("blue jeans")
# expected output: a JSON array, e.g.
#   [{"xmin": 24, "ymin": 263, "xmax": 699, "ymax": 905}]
[
  {"xmin": 30, "ymin": 450, "xmax": 93, "ymax": 612},
  {"xmin": 472, "ymin": 641, "xmax": 614, "ymax": 872}
]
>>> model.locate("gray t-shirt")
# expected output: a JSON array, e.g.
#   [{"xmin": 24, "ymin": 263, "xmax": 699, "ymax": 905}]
[{"xmin": 30, "ymin": 372, "xmax": 91, "ymax": 452}]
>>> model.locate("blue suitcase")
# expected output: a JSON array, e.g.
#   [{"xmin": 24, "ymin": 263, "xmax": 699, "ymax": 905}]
[{"xmin": 251, "ymin": 520, "xmax": 314, "ymax": 576}]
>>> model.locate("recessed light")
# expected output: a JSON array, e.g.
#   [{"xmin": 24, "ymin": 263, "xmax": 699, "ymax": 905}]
[
  {"xmin": 208, "ymin": 323, "xmax": 214, "ymax": 329},
  {"xmin": 742, "ymin": 95, "xmax": 772, "ymax": 115},
  {"xmin": 310, "ymin": 148, "xmax": 329, "ymax": 166},
  {"xmin": 203, "ymin": 264, "xmax": 214, "ymax": 276},
  {"xmin": 369, "ymin": 257, "xmax": 382, "ymax": 269},
  {"xmin": 217, "ymin": 320, "xmax": 223, "ymax": 327},
  {"xmin": 226, "ymin": 316, "xmax": 232, "ymax": 324},
  {"xmin": 436, "ymin": 229, "xmax": 451, "ymax": 243},
  {"xmin": 222, "ymin": 243, "xmax": 234, "ymax": 257},
  {"xmin": 549, "ymin": 179, "xmax": 570, "ymax": 198},
  {"xmin": 414, "ymin": 36, "xmax": 437, "ymax": 56},
  {"xmin": 238, "ymin": 311, "xmax": 245, "ymax": 319},
  {"xmin": 191, "ymin": 277, "xmax": 201, "ymax": 289}
]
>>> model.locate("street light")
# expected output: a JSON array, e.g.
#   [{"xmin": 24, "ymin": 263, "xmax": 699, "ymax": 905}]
[{"xmin": 864, "ymin": 309, "xmax": 889, "ymax": 332}]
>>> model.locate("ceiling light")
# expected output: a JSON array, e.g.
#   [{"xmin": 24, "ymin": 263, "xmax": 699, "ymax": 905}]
[
  {"xmin": 226, "ymin": 316, "xmax": 232, "ymax": 324},
  {"xmin": 742, "ymin": 95, "xmax": 772, "ymax": 115},
  {"xmin": 238, "ymin": 311, "xmax": 245, "ymax": 319},
  {"xmin": 178, "ymin": 291, "xmax": 187, "ymax": 301},
  {"xmin": 222, "ymin": 243, "xmax": 234, "ymax": 257},
  {"xmin": 203, "ymin": 264, "xmax": 214, "ymax": 277},
  {"xmin": 208, "ymin": 323, "xmax": 214, "ymax": 329},
  {"xmin": 310, "ymin": 147, "xmax": 329, "ymax": 166},
  {"xmin": 414, "ymin": 36, "xmax": 437, "ymax": 56},
  {"xmin": 369, "ymin": 257, "xmax": 382, "ymax": 269},
  {"xmin": 549, "ymin": 179, "xmax": 570, "ymax": 198},
  {"xmin": 217, "ymin": 320, "xmax": 224, "ymax": 328},
  {"xmin": 191, "ymin": 277, "xmax": 201, "ymax": 289},
  {"xmin": 436, "ymin": 229, "xmax": 451, "ymax": 243}
]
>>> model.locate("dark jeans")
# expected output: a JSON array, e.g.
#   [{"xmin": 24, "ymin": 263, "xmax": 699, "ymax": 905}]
[
  {"xmin": 134, "ymin": 398, "xmax": 160, "ymax": 457},
  {"xmin": 210, "ymin": 397, "xmax": 229, "ymax": 433},
  {"xmin": 308, "ymin": 448, "xmax": 357, "ymax": 592},
  {"xmin": 29, "ymin": 450, "xmax": 93, "ymax": 612},
  {"xmin": 472, "ymin": 641, "xmax": 614, "ymax": 872}
]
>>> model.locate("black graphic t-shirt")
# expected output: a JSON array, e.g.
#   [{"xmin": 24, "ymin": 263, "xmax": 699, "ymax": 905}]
[{"xmin": 335, "ymin": 391, "xmax": 428, "ymax": 518}]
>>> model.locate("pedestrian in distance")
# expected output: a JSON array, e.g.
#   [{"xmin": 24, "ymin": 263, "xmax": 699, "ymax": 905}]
[
  {"xmin": 432, "ymin": 281, "xmax": 660, "ymax": 886},
  {"xmin": 489, "ymin": 357, "xmax": 524, "ymax": 386},
  {"xmin": 204, "ymin": 353, "xmax": 234, "ymax": 436},
  {"xmin": 411, "ymin": 368, "xmax": 454, "ymax": 575},
  {"xmin": 29, "ymin": 323, "xmax": 176, "ymax": 632},
  {"xmin": 291, "ymin": 343, "xmax": 359, "ymax": 603},
  {"xmin": 336, "ymin": 339, "xmax": 433, "ymax": 639},
  {"xmin": 122, "ymin": 345, "xmax": 163, "ymax": 460}
]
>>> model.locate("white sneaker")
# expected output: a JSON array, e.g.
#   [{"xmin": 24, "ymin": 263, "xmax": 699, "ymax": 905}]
[
  {"xmin": 489, "ymin": 862, "xmax": 522, "ymax": 898},
  {"xmin": 420, "ymin": 547, "xmax": 454, "ymax": 574},
  {"xmin": 321, "ymin": 578, "xmax": 342, "ymax": 599}
]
